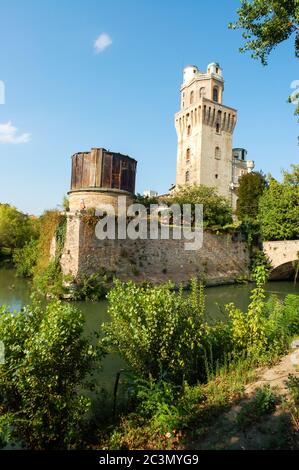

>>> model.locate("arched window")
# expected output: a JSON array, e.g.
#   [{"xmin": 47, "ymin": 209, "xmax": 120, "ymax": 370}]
[
  {"xmin": 215, "ymin": 146, "xmax": 221, "ymax": 159},
  {"xmin": 190, "ymin": 91, "xmax": 194, "ymax": 104},
  {"xmin": 186, "ymin": 148, "xmax": 190, "ymax": 161},
  {"xmin": 200, "ymin": 87, "xmax": 205, "ymax": 98},
  {"xmin": 213, "ymin": 87, "xmax": 219, "ymax": 102},
  {"xmin": 187, "ymin": 125, "xmax": 191, "ymax": 136},
  {"xmin": 185, "ymin": 170, "xmax": 190, "ymax": 183},
  {"xmin": 216, "ymin": 123, "xmax": 220, "ymax": 133}
]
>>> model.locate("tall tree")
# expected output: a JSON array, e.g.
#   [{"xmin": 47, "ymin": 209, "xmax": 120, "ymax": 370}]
[{"xmin": 236, "ymin": 171, "xmax": 267, "ymax": 221}]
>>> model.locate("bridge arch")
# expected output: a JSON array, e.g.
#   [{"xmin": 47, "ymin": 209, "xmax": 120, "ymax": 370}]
[{"xmin": 263, "ymin": 240, "xmax": 299, "ymax": 281}]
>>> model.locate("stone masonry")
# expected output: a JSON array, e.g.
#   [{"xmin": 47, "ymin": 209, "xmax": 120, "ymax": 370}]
[{"xmin": 60, "ymin": 214, "xmax": 250, "ymax": 286}]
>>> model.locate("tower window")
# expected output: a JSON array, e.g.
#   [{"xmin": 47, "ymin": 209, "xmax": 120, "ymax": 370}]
[
  {"xmin": 213, "ymin": 87, "xmax": 219, "ymax": 102},
  {"xmin": 185, "ymin": 170, "xmax": 190, "ymax": 183},
  {"xmin": 200, "ymin": 87, "xmax": 205, "ymax": 98},
  {"xmin": 190, "ymin": 90, "xmax": 194, "ymax": 104},
  {"xmin": 216, "ymin": 67, "xmax": 219, "ymax": 73},
  {"xmin": 186, "ymin": 148, "xmax": 190, "ymax": 161},
  {"xmin": 216, "ymin": 123, "xmax": 220, "ymax": 133},
  {"xmin": 187, "ymin": 125, "xmax": 191, "ymax": 136},
  {"xmin": 215, "ymin": 174, "xmax": 218, "ymax": 179},
  {"xmin": 215, "ymin": 146, "xmax": 221, "ymax": 159}
]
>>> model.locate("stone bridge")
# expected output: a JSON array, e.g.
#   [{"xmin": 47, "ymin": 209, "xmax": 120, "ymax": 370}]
[{"xmin": 263, "ymin": 240, "xmax": 299, "ymax": 280}]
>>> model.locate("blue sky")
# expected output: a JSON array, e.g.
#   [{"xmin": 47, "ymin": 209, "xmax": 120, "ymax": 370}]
[{"xmin": 0, "ymin": 0, "xmax": 298, "ymax": 215}]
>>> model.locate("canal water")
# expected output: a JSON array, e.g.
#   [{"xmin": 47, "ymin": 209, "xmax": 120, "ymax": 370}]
[{"xmin": 0, "ymin": 268, "xmax": 298, "ymax": 391}]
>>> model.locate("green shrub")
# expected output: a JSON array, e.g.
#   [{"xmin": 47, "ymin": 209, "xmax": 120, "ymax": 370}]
[
  {"xmin": 236, "ymin": 385, "xmax": 277, "ymax": 429},
  {"xmin": 165, "ymin": 184, "xmax": 233, "ymax": 229},
  {"xmin": 73, "ymin": 270, "xmax": 112, "ymax": 301},
  {"xmin": 0, "ymin": 204, "xmax": 39, "ymax": 253},
  {"xmin": 258, "ymin": 167, "xmax": 299, "ymax": 241},
  {"xmin": 13, "ymin": 239, "xmax": 39, "ymax": 277},
  {"xmin": 34, "ymin": 260, "xmax": 65, "ymax": 298},
  {"xmin": 0, "ymin": 299, "xmax": 104, "ymax": 449},
  {"xmin": 103, "ymin": 278, "xmax": 235, "ymax": 384},
  {"xmin": 103, "ymin": 279, "xmax": 205, "ymax": 383}
]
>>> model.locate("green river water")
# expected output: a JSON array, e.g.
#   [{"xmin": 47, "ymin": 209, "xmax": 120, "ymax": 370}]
[{"xmin": 0, "ymin": 268, "xmax": 298, "ymax": 392}]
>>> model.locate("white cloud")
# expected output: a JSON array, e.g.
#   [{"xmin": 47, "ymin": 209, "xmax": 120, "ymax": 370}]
[
  {"xmin": 94, "ymin": 33, "xmax": 112, "ymax": 53},
  {"xmin": 0, "ymin": 121, "xmax": 31, "ymax": 144}
]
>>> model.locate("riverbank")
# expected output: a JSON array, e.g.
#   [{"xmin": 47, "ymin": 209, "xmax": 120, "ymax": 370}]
[
  {"xmin": 98, "ymin": 345, "xmax": 299, "ymax": 451},
  {"xmin": 189, "ymin": 348, "xmax": 299, "ymax": 450}
]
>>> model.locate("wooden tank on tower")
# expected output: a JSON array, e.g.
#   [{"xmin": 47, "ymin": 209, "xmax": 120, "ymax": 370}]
[{"xmin": 68, "ymin": 148, "xmax": 137, "ymax": 213}]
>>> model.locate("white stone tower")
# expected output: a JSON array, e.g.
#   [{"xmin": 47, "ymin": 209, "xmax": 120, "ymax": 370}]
[{"xmin": 175, "ymin": 63, "xmax": 239, "ymax": 202}]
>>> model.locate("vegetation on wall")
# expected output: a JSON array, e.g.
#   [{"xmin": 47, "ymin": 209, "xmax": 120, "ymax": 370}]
[
  {"xmin": 72, "ymin": 269, "xmax": 114, "ymax": 301},
  {"xmin": 34, "ymin": 210, "xmax": 64, "ymax": 276}
]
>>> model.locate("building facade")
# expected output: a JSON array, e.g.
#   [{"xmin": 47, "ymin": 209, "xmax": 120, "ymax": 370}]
[{"xmin": 174, "ymin": 63, "xmax": 253, "ymax": 206}]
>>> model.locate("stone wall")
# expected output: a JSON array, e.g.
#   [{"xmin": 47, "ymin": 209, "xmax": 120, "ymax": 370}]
[{"xmin": 61, "ymin": 214, "xmax": 250, "ymax": 286}]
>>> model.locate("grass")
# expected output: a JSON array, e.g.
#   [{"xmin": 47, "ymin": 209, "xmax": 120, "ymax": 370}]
[
  {"xmin": 93, "ymin": 346, "xmax": 299, "ymax": 451},
  {"xmin": 236, "ymin": 385, "xmax": 278, "ymax": 429}
]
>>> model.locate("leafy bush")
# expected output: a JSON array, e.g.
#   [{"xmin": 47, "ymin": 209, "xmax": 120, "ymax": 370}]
[
  {"xmin": 73, "ymin": 270, "xmax": 113, "ymax": 301},
  {"xmin": 103, "ymin": 278, "xmax": 235, "ymax": 384},
  {"xmin": 103, "ymin": 279, "xmax": 205, "ymax": 383},
  {"xmin": 0, "ymin": 204, "xmax": 39, "ymax": 259},
  {"xmin": 0, "ymin": 299, "xmax": 104, "ymax": 449},
  {"xmin": 165, "ymin": 184, "xmax": 233, "ymax": 229},
  {"xmin": 258, "ymin": 167, "xmax": 299, "ymax": 241},
  {"xmin": 236, "ymin": 385, "xmax": 277, "ymax": 429},
  {"xmin": 284, "ymin": 374, "xmax": 299, "ymax": 432},
  {"xmin": 227, "ymin": 263, "xmax": 299, "ymax": 358},
  {"xmin": 13, "ymin": 239, "xmax": 39, "ymax": 277},
  {"xmin": 34, "ymin": 260, "xmax": 65, "ymax": 298},
  {"xmin": 134, "ymin": 193, "xmax": 159, "ymax": 212}
]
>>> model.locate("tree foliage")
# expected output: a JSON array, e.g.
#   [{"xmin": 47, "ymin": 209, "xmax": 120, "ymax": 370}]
[
  {"xmin": 166, "ymin": 184, "xmax": 233, "ymax": 229},
  {"xmin": 230, "ymin": 0, "xmax": 299, "ymax": 116},
  {"xmin": 258, "ymin": 165, "xmax": 299, "ymax": 240},
  {"xmin": 0, "ymin": 299, "xmax": 104, "ymax": 449},
  {"xmin": 0, "ymin": 204, "xmax": 39, "ymax": 252},
  {"xmin": 229, "ymin": 0, "xmax": 299, "ymax": 64},
  {"xmin": 236, "ymin": 171, "xmax": 267, "ymax": 221}
]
